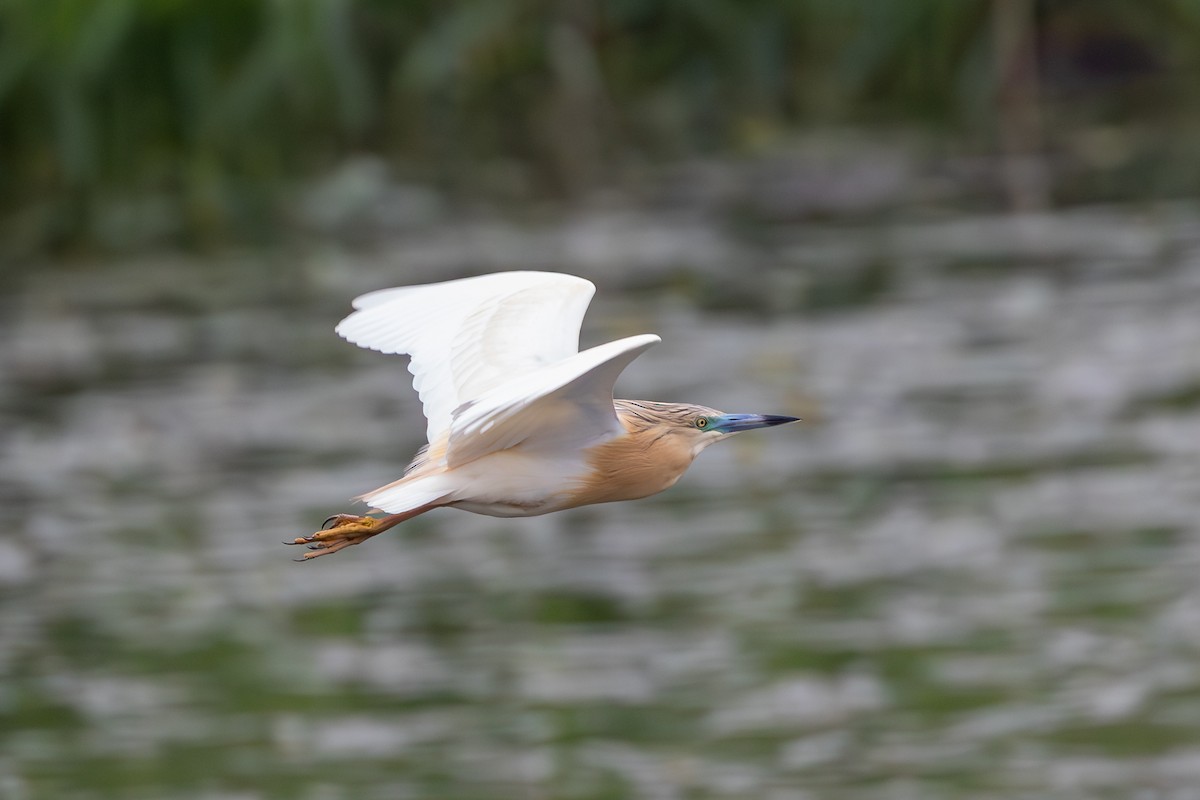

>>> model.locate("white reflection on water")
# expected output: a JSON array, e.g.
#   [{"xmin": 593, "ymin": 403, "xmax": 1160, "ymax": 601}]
[{"xmin": 3, "ymin": 201, "xmax": 1200, "ymax": 798}]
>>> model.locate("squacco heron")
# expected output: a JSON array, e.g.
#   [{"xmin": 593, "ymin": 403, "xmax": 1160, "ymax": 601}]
[{"xmin": 289, "ymin": 271, "xmax": 799, "ymax": 559}]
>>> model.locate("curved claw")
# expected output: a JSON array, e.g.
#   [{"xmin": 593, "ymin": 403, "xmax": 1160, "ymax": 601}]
[
  {"xmin": 287, "ymin": 508, "xmax": 426, "ymax": 562},
  {"xmin": 284, "ymin": 514, "xmax": 378, "ymax": 560}
]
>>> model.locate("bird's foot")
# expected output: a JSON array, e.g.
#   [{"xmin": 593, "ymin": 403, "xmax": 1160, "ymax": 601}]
[{"xmin": 285, "ymin": 514, "xmax": 383, "ymax": 560}]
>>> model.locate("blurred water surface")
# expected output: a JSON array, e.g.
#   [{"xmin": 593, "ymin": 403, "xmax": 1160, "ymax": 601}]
[{"xmin": 4, "ymin": 178, "xmax": 1200, "ymax": 798}]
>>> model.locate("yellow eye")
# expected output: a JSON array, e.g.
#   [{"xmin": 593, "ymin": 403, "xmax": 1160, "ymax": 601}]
[{"xmin": 695, "ymin": 417, "xmax": 708, "ymax": 429}]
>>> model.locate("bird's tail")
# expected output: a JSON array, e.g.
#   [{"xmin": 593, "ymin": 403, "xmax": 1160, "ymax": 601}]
[{"xmin": 356, "ymin": 475, "xmax": 450, "ymax": 515}]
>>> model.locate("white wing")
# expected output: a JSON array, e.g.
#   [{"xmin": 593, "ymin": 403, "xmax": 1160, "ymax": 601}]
[
  {"xmin": 445, "ymin": 333, "xmax": 660, "ymax": 467},
  {"xmin": 355, "ymin": 332, "xmax": 661, "ymax": 511},
  {"xmin": 336, "ymin": 271, "xmax": 596, "ymax": 442}
]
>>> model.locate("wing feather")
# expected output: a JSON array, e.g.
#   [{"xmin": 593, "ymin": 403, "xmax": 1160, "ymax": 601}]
[
  {"xmin": 444, "ymin": 334, "xmax": 661, "ymax": 467},
  {"xmin": 336, "ymin": 272, "xmax": 596, "ymax": 442}
]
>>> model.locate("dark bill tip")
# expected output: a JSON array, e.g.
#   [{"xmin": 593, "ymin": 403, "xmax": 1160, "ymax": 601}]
[{"xmin": 714, "ymin": 413, "xmax": 802, "ymax": 433}]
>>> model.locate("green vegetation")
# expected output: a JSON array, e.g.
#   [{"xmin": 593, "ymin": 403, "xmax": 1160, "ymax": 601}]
[{"xmin": 6, "ymin": 0, "xmax": 1200, "ymax": 250}]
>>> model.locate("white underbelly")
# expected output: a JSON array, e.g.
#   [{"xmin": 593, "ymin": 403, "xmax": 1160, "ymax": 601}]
[{"xmin": 443, "ymin": 450, "xmax": 590, "ymax": 517}]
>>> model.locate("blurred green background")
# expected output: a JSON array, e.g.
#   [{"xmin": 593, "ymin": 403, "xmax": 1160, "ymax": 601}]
[
  {"xmin": 6, "ymin": 0, "xmax": 1200, "ymax": 254},
  {"xmin": 6, "ymin": 2, "xmax": 1200, "ymax": 799}
]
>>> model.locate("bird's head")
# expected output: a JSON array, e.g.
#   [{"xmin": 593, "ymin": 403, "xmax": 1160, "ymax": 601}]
[{"xmin": 616, "ymin": 400, "xmax": 800, "ymax": 456}]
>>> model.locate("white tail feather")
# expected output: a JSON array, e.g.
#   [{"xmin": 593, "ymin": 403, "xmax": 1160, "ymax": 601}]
[{"xmin": 357, "ymin": 476, "xmax": 449, "ymax": 514}]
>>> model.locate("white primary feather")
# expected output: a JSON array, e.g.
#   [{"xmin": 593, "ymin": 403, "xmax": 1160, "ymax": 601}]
[
  {"xmin": 336, "ymin": 272, "xmax": 659, "ymax": 470},
  {"xmin": 336, "ymin": 271, "xmax": 595, "ymax": 442}
]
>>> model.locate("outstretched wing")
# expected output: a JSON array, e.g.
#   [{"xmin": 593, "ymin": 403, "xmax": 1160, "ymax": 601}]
[{"xmin": 336, "ymin": 272, "xmax": 596, "ymax": 443}]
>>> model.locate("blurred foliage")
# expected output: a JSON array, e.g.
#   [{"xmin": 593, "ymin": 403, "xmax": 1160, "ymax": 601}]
[{"xmin": 3, "ymin": 0, "xmax": 1200, "ymax": 251}]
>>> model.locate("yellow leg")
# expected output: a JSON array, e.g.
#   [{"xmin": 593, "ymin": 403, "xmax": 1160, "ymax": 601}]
[{"xmin": 285, "ymin": 505, "xmax": 436, "ymax": 561}]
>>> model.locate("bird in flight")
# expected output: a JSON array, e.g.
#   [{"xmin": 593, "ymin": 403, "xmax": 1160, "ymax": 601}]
[{"xmin": 289, "ymin": 271, "xmax": 799, "ymax": 559}]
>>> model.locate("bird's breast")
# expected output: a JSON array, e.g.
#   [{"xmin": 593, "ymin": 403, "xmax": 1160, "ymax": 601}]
[
  {"xmin": 564, "ymin": 429, "xmax": 696, "ymax": 509},
  {"xmin": 442, "ymin": 449, "xmax": 594, "ymax": 517},
  {"xmin": 436, "ymin": 428, "xmax": 697, "ymax": 517}
]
